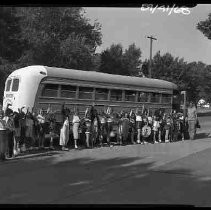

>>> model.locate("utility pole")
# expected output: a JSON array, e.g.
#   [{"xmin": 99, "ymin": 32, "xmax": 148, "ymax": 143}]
[{"xmin": 147, "ymin": 35, "xmax": 157, "ymax": 78}]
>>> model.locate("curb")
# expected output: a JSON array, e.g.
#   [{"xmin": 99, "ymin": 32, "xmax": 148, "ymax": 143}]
[
  {"xmin": 0, "ymin": 150, "xmax": 61, "ymax": 163},
  {"xmin": 14, "ymin": 151, "xmax": 61, "ymax": 160}
]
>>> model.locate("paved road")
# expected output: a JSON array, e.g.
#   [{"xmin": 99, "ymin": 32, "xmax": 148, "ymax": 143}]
[{"xmin": 0, "ymin": 116, "xmax": 211, "ymax": 206}]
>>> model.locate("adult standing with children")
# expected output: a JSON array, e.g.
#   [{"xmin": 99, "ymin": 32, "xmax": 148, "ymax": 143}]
[
  {"xmin": 0, "ymin": 105, "xmax": 6, "ymax": 160},
  {"xmin": 4, "ymin": 106, "xmax": 15, "ymax": 158},
  {"xmin": 187, "ymin": 101, "xmax": 197, "ymax": 140}
]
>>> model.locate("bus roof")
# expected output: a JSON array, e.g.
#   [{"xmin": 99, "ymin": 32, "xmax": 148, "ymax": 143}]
[{"xmin": 44, "ymin": 66, "xmax": 178, "ymax": 90}]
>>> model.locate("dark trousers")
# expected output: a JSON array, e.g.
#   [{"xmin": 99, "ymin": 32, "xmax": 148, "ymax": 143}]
[
  {"xmin": 7, "ymin": 131, "xmax": 14, "ymax": 157},
  {"xmin": 20, "ymin": 126, "xmax": 26, "ymax": 145},
  {"xmin": 130, "ymin": 127, "xmax": 135, "ymax": 143}
]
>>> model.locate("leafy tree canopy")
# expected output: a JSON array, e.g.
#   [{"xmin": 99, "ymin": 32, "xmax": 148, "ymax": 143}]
[
  {"xmin": 99, "ymin": 43, "xmax": 142, "ymax": 76},
  {"xmin": 16, "ymin": 7, "xmax": 102, "ymax": 70},
  {"xmin": 197, "ymin": 13, "xmax": 211, "ymax": 40},
  {"xmin": 142, "ymin": 51, "xmax": 211, "ymax": 104}
]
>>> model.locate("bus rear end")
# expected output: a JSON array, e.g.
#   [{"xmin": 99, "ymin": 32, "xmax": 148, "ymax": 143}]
[
  {"xmin": 3, "ymin": 76, "xmax": 21, "ymax": 112},
  {"xmin": 3, "ymin": 66, "xmax": 48, "ymax": 112}
]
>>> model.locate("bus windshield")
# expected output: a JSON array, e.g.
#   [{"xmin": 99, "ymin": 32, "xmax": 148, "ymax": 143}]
[
  {"xmin": 5, "ymin": 79, "xmax": 12, "ymax": 92},
  {"xmin": 12, "ymin": 78, "xmax": 20, "ymax": 92}
]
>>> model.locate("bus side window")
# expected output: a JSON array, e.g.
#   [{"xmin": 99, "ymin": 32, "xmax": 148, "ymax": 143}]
[
  {"xmin": 138, "ymin": 92, "xmax": 149, "ymax": 102},
  {"xmin": 12, "ymin": 78, "xmax": 20, "ymax": 92},
  {"xmin": 95, "ymin": 88, "xmax": 108, "ymax": 101},
  {"xmin": 162, "ymin": 94, "xmax": 171, "ymax": 104},
  {"xmin": 61, "ymin": 85, "xmax": 76, "ymax": 98},
  {"xmin": 110, "ymin": 89, "xmax": 122, "ymax": 101},
  {"xmin": 42, "ymin": 84, "xmax": 59, "ymax": 97},
  {"xmin": 79, "ymin": 87, "xmax": 93, "ymax": 99},
  {"xmin": 150, "ymin": 92, "xmax": 160, "ymax": 103},
  {"xmin": 125, "ymin": 90, "xmax": 136, "ymax": 102},
  {"xmin": 5, "ymin": 79, "xmax": 12, "ymax": 92}
]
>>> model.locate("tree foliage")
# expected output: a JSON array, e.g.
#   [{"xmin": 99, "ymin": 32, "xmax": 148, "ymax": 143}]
[
  {"xmin": 99, "ymin": 43, "xmax": 142, "ymax": 76},
  {"xmin": 0, "ymin": 7, "xmax": 102, "ymax": 102},
  {"xmin": 0, "ymin": 7, "xmax": 24, "ymax": 62},
  {"xmin": 1, "ymin": 7, "xmax": 211, "ymax": 106},
  {"xmin": 16, "ymin": 7, "xmax": 102, "ymax": 70},
  {"xmin": 142, "ymin": 51, "xmax": 211, "ymax": 104},
  {"xmin": 197, "ymin": 13, "xmax": 211, "ymax": 40}
]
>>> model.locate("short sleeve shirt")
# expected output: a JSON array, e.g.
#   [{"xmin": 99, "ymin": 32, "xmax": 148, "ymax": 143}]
[{"xmin": 187, "ymin": 107, "xmax": 197, "ymax": 121}]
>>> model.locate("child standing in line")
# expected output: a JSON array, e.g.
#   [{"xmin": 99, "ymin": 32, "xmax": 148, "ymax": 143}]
[
  {"xmin": 37, "ymin": 109, "xmax": 46, "ymax": 149},
  {"xmin": 120, "ymin": 112, "xmax": 130, "ymax": 145},
  {"xmin": 13, "ymin": 111, "xmax": 21, "ymax": 156},
  {"xmin": 99, "ymin": 110, "xmax": 107, "ymax": 146},
  {"xmin": 135, "ymin": 109, "xmax": 143, "ymax": 144},
  {"xmin": 84, "ymin": 107, "xmax": 92, "ymax": 148},
  {"xmin": 164, "ymin": 115, "xmax": 172, "ymax": 143},
  {"xmin": 72, "ymin": 109, "xmax": 80, "ymax": 149},
  {"xmin": 129, "ymin": 110, "xmax": 136, "ymax": 144},
  {"xmin": 147, "ymin": 111, "xmax": 153, "ymax": 143},
  {"xmin": 25, "ymin": 112, "xmax": 34, "ymax": 150},
  {"xmin": 142, "ymin": 118, "xmax": 151, "ymax": 144},
  {"xmin": 159, "ymin": 114, "xmax": 167, "ymax": 143},
  {"xmin": 46, "ymin": 105, "xmax": 56, "ymax": 150},
  {"xmin": 32, "ymin": 111, "xmax": 39, "ymax": 149},
  {"xmin": 59, "ymin": 115, "xmax": 70, "ymax": 151},
  {"xmin": 106, "ymin": 107, "xmax": 114, "ymax": 146},
  {"xmin": 152, "ymin": 116, "xmax": 160, "ymax": 143}
]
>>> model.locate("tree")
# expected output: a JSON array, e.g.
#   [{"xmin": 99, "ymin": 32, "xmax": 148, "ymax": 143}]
[
  {"xmin": 59, "ymin": 32, "xmax": 95, "ymax": 70},
  {"xmin": 0, "ymin": 58, "xmax": 17, "ymax": 103},
  {"xmin": 99, "ymin": 44, "xmax": 124, "ymax": 75},
  {"xmin": 0, "ymin": 7, "xmax": 103, "ymax": 102},
  {"xmin": 99, "ymin": 43, "xmax": 142, "ymax": 76},
  {"xmin": 143, "ymin": 51, "xmax": 211, "ymax": 104},
  {"xmin": 147, "ymin": 51, "xmax": 188, "ymax": 85},
  {"xmin": 197, "ymin": 13, "xmax": 211, "ymax": 102},
  {"xmin": 123, "ymin": 43, "xmax": 142, "ymax": 76},
  {"xmin": 197, "ymin": 13, "xmax": 211, "ymax": 40},
  {"xmin": 0, "ymin": 7, "xmax": 24, "ymax": 62},
  {"xmin": 0, "ymin": 7, "xmax": 25, "ymax": 103},
  {"xmin": 141, "ymin": 59, "xmax": 149, "ymax": 77},
  {"xmin": 16, "ymin": 7, "xmax": 102, "ymax": 70}
]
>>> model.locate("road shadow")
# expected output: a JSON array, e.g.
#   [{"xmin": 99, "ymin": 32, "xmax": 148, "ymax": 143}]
[{"xmin": 0, "ymin": 147, "xmax": 211, "ymax": 206}]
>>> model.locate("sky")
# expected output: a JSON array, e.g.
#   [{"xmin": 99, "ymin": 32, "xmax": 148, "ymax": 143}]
[{"xmin": 84, "ymin": 5, "xmax": 211, "ymax": 65}]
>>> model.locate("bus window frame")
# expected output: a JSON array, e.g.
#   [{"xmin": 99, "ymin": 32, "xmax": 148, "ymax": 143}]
[
  {"xmin": 78, "ymin": 86, "xmax": 94, "ymax": 100},
  {"xmin": 125, "ymin": 90, "xmax": 136, "ymax": 102},
  {"xmin": 37, "ymin": 79, "xmax": 174, "ymax": 111},
  {"xmin": 137, "ymin": 91, "xmax": 150, "ymax": 103},
  {"xmin": 5, "ymin": 78, "xmax": 12, "ymax": 92},
  {"xmin": 41, "ymin": 83, "xmax": 59, "ymax": 98},
  {"xmin": 95, "ymin": 87, "xmax": 109, "ymax": 101},
  {"xmin": 11, "ymin": 78, "xmax": 20, "ymax": 92},
  {"xmin": 150, "ymin": 92, "xmax": 161, "ymax": 104},
  {"xmin": 60, "ymin": 84, "xmax": 77, "ymax": 99},
  {"xmin": 161, "ymin": 93, "xmax": 172, "ymax": 104},
  {"xmin": 110, "ymin": 89, "xmax": 123, "ymax": 102}
]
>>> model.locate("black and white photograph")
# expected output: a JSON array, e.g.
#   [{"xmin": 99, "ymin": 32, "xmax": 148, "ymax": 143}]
[{"xmin": 1, "ymin": 4, "xmax": 211, "ymax": 206}]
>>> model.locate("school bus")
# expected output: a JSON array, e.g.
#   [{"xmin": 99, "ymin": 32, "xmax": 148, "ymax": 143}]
[{"xmin": 3, "ymin": 65, "xmax": 181, "ymax": 122}]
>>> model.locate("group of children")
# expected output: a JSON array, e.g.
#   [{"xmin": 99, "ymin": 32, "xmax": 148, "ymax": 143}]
[
  {"xmin": 0, "ymin": 104, "xmax": 57, "ymax": 159},
  {"xmin": 0, "ymin": 103, "xmax": 191, "ymax": 159},
  {"xmin": 59, "ymin": 106, "xmax": 190, "ymax": 150}
]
